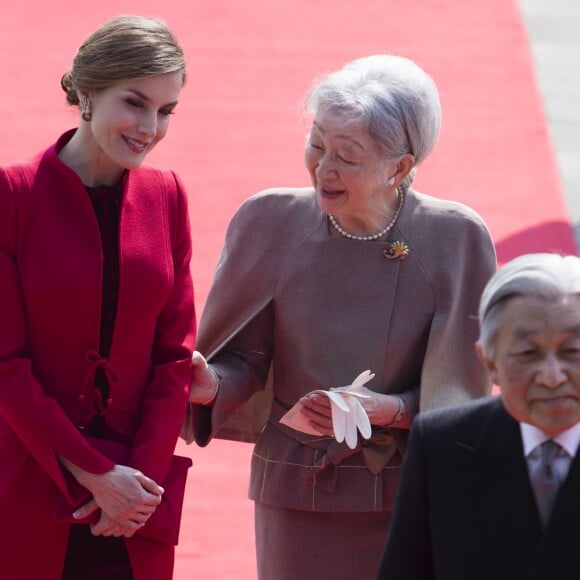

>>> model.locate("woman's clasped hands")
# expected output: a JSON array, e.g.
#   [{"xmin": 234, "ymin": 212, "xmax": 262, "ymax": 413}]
[{"xmin": 62, "ymin": 459, "xmax": 164, "ymax": 538}]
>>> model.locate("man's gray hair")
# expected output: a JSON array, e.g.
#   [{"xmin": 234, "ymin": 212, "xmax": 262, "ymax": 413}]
[{"xmin": 478, "ymin": 253, "xmax": 580, "ymax": 356}]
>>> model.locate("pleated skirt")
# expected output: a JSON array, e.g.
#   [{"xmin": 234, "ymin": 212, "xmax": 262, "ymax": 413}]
[{"xmin": 255, "ymin": 502, "xmax": 390, "ymax": 580}]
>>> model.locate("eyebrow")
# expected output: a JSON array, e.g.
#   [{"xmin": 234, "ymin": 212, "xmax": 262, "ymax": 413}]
[
  {"xmin": 126, "ymin": 88, "xmax": 178, "ymax": 108},
  {"xmin": 312, "ymin": 121, "xmax": 366, "ymax": 151}
]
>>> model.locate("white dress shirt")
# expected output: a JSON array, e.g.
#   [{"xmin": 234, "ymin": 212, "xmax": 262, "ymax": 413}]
[{"xmin": 520, "ymin": 421, "xmax": 580, "ymax": 483}]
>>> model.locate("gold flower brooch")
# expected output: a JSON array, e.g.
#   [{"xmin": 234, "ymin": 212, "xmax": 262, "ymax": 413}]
[{"xmin": 383, "ymin": 241, "xmax": 410, "ymax": 260}]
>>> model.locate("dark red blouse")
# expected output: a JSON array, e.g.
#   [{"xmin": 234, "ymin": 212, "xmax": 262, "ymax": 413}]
[{"xmin": 85, "ymin": 184, "xmax": 122, "ymax": 438}]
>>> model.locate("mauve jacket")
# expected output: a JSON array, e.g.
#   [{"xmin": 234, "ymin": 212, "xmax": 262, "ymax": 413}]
[
  {"xmin": 0, "ymin": 131, "xmax": 196, "ymax": 579},
  {"xmin": 184, "ymin": 186, "xmax": 496, "ymax": 512}
]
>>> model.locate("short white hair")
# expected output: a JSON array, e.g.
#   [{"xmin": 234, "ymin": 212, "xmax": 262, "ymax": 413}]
[
  {"xmin": 305, "ymin": 54, "xmax": 441, "ymax": 190},
  {"xmin": 478, "ymin": 253, "xmax": 580, "ymax": 356}
]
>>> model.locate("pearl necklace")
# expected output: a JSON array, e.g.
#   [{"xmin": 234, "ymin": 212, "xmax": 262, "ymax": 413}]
[{"xmin": 328, "ymin": 187, "xmax": 405, "ymax": 241}]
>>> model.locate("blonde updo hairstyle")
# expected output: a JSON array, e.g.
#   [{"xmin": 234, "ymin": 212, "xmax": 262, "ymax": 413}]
[
  {"xmin": 305, "ymin": 54, "xmax": 441, "ymax": 191},
  {"xmin": 61, "ymin": 15, "xmax": 186, "ymax": 107}
]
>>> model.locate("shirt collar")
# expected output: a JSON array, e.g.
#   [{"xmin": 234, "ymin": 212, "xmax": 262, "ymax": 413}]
[{"xmin": 520, "ymin": 421, "xmax": 580, "ymax": 458}]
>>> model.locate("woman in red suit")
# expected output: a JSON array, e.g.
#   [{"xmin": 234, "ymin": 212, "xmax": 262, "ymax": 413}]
[{"xmin": 0, "ymin": 15, "xmax": 196, "ymax": 579}]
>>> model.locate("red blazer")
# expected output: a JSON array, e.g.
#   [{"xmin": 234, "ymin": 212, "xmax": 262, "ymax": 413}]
[{"xmin": 0, "ymin": 131, "xmax": 196, "ymax": 579}]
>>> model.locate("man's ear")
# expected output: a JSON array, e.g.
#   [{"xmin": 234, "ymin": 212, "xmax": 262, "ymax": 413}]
[{"xmin": 475, "ymin": 342, "xmax": 499, "ymax": 384}]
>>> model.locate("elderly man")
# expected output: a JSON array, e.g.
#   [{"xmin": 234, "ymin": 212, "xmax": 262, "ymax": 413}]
[{"xmin": 377, "ymin": 253, "xmax": 580, "ymax": 580}]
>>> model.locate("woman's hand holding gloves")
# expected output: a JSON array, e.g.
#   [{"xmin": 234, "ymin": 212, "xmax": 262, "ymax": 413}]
[
  {"xmin": 280, "ymin": 370, "xmax": 372, "ymax": 449},
  {"xmin": 282, "ymin": 370, "xmax": 408, "ymax": 449}
]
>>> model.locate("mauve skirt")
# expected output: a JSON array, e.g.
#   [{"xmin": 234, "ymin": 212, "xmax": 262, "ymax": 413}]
[{"xmin": 255, "ymin": 503, "xmax": 390, "ymax": 580}]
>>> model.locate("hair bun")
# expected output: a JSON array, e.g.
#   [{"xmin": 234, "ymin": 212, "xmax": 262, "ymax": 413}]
[{"xmin": 60, "ymin": 71, "xmax": 79, "ymax": 105}]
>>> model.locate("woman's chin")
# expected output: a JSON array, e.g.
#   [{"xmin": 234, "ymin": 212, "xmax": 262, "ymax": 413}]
[{"xmin": 316, "ymin": 191, "xmax": 345, "ymax": 213}]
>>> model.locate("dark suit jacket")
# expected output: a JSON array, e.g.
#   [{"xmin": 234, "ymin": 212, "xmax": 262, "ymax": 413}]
[{"xmin": 378, "ymin": 396, "xmax": 580, "ymax": 580}]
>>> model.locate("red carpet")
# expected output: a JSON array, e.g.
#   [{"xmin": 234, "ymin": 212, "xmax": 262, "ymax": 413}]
[{"xmin": 0, "ymin": 0, "xmax": 575, "ymax": 578}]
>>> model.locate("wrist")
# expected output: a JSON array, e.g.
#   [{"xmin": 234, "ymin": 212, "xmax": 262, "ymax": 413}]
[
  {"xmin": 382, "ymin": 395, "xmax": 406, "ymax": 427},
  {"xmin": 59, "ymin": 455, "xmax": 87, "ymax": 483}
]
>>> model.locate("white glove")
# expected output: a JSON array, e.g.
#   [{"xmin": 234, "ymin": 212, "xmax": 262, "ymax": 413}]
[
  {"xmin": 279, "ymin": 370, "xmax": 374, "ymax": 449},
  {"xmin": 327, "ymin": 370, "xmax": 373, "ymax": 449}
]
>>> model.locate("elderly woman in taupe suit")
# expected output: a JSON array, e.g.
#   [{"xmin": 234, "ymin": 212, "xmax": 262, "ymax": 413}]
[{"xmin": 182, "ymin": 54, "xmax": 496, "ymax": 579}]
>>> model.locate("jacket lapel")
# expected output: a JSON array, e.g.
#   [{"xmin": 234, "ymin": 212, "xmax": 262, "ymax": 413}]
[
  {"xmin": 462, "ymin": 399, "xmax": 543, "ymax": 551},
  {"xmin": 526, "ymin": 445, "xmax": 580, "ymax": 579}
]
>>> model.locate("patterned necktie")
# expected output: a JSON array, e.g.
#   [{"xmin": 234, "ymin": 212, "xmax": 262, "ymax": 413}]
[{"xmin": 529, "ymin": 439, "xmax": 564, "ymax": 526}]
